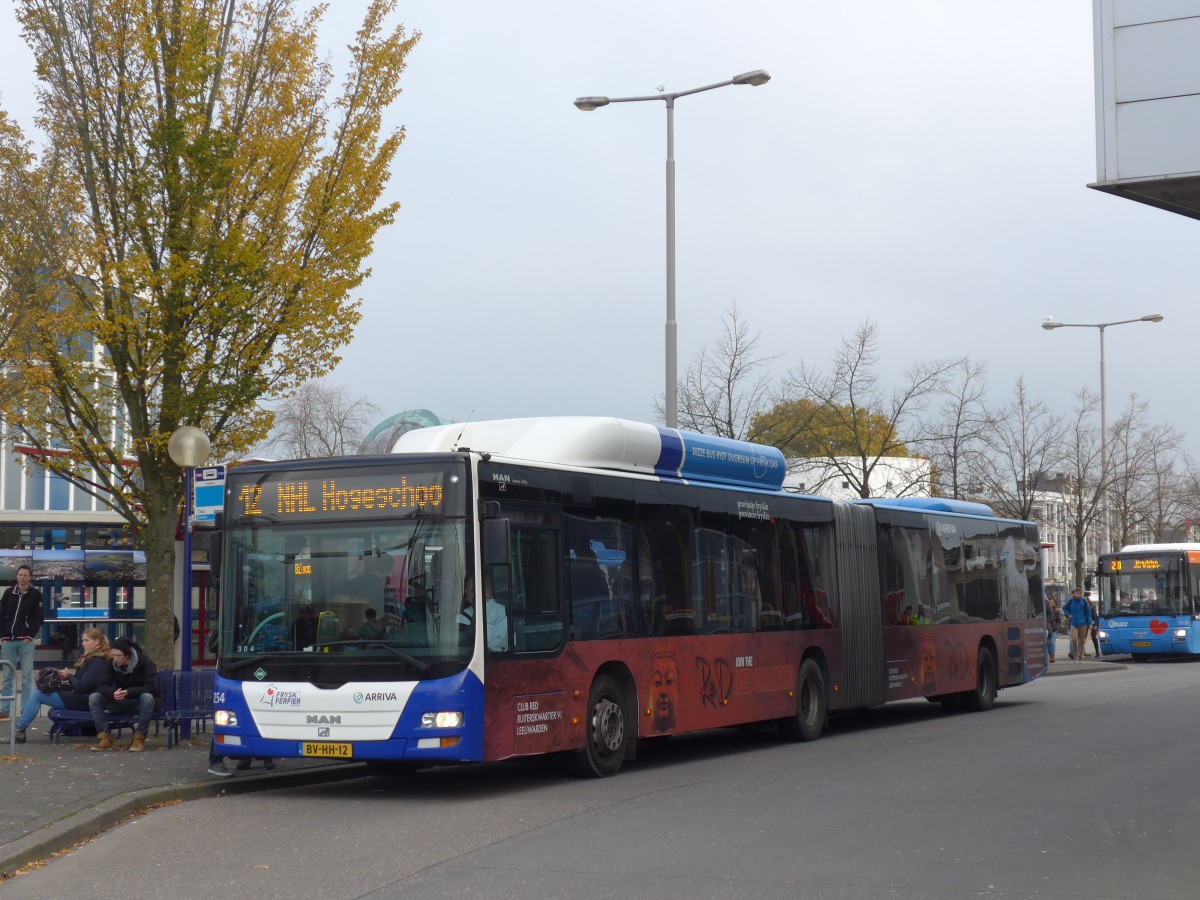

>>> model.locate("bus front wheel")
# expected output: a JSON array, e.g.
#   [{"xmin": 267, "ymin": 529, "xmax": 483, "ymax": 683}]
[
  {"xmin": 779, "ymin": 658, "xmax": 826, "ymax": 742},
  {"xmin": 962, "ymin": 646, "xmax": 997, "ymax": 712},
  {"xmin": 570, "ymin": 675, "xmax": 628, "ymax": 778}
]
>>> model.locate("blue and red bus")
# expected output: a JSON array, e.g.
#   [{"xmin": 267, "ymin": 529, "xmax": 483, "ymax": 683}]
[
  {"xmin": 1097, "ymin": 543, "xmax": 1200, "ymax": 657},
  {"xmin": 210, "ymin": 417, "xmax": 1046, "ymax": 776}
]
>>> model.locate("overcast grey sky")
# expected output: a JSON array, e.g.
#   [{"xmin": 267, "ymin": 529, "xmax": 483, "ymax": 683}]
[{"xmin": 2, "ymin": 2, "xmax": 1195, "ymax": 452}]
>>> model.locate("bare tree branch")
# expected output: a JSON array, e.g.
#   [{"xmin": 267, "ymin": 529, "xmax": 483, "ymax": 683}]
[
  {"xmin": 782, "ymin": 319, "xmax": 959, "ymax": 498},
  {"xmin": 1060, "ymin": 389, "xmax": 1105, "ymax": 586},
  {"xmin": 969, "ymin": 376, "xmax": 1066, "ymax": 520},
  {"xmin": 263, "ymin": 380, "xmax": 379, "ymax": 458},
  {"xmin": 922, "ymin": 357, "xmax": 990, "ymax": 499},
  {"xmin": 656, "ymin": 302, "xmax": 779, "ymax": 440}
]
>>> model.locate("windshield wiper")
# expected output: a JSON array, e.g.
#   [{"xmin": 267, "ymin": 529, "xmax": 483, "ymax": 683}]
[
  {"xmin": 313, "ymin": 640, "xmax": 431, "ymax": 671},
  {"xmin": 227, "ymin": 655, "xmax": 273, "ymax": 673}
]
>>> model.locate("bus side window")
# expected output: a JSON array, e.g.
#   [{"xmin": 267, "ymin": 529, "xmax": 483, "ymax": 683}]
[
  {"xmin": 635, "ymin": 493, "xmax": 695, "ymax": 636},
  {"xmin": 508, "ymin": 526, "xmax": 563, "ymax": 653}
]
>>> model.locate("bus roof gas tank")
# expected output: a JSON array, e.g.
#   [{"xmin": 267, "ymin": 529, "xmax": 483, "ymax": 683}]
[
  {"xmin": 863, "ymin": 497, "xmax": 996, "ymax": 517},
  {"xmin": 392, "ymin": 417, "xmax": 787, "ymax": 492}
]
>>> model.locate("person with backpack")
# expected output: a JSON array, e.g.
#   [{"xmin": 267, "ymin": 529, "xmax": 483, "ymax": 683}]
[{"xmin": 1062, "ymin": 587, "xmax": 1095, "ymax": 664}]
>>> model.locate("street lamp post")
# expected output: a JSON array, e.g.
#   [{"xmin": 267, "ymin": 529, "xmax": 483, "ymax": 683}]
[
  {"xmin": 575, "ymin": 69, "xmax": 771, "ymax": 429},
  {"xmin": 1041, "ymin": 313, "xmax": 1164, "ymax": 561},
  {"xmin": 168, "ymin": 426, "xmax": 211, "ymax": 671}
]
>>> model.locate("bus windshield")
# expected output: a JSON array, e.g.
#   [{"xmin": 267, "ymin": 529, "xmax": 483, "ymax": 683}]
[
  {"xmin": 220, "ymin": 462, "xmax": 472, "ymax": 678},
  {"xmin": 1099, "ymin": 554, "xmax": 1194, "ymax": 617}
]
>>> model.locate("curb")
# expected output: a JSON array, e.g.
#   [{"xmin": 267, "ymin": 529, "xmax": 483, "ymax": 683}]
[
  {"xmin": 0, "ymin": 761, "xmax": 367, "ymax": 878},
  {"xmin": 1043, "ymin": 662, "xmax": 1128, "ymax": 677}
]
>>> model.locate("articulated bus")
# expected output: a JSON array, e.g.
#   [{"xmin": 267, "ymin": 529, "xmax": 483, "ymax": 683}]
[
  {"xmin": 1097, "ymin": 544, "xmax": 1200, "ymax": 657},
  {"xmin": 210, "ymin": 417, "xmax": 1047, "ymax": 777}
]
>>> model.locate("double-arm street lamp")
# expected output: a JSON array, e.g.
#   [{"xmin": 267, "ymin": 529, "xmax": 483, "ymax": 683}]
[
  {"xmin": 574, "ymin": 69, "xmax": 771, "ymax": 429},
  {"xmin": 1041, "ymin": 313, "xmax": 1165, "ymax": 558}
]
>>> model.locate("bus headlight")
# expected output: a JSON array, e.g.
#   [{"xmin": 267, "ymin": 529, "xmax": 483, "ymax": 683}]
[
  {"xmin": 1173, "ymin": 629, "xmax": 1188, "ymax": 640},
  {"xmin": 1098, "ymin": 630, "xmax": 1109, "ymax": 640},
  {"xmin": 421, "ymin": 711, "xmax": 463, "ymax": 729},
  {"xmin": 213, "ymin": 709, "xmax": 238, "ymax": 727}
]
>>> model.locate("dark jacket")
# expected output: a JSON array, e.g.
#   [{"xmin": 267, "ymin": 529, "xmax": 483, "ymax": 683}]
[
  {"xmin": 0, "ymin": 584, "xmax": 44, "ymax": 640},
  {"xmin": 57, "ymin": 651, "xmax": 112, "ymax": 711},
  {"xmin": 97, "ymin": 642, "xmax": 159, "ymax": 703}
]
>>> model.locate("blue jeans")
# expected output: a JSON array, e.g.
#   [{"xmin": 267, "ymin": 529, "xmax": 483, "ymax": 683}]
[
  {"xmin": 90, "ymin": 691, "xmax": 157, "ymax": 736},
  {"xmin": 1, "ymin": 638, "xmax": 35, "ymax": 715},
  {"xmin": 16, "ymin": 688, "xmax": 66, "ymax": 729}
]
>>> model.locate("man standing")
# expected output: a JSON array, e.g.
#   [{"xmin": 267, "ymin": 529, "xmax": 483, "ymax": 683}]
[
  {"xmin": 88, "ymin": 637, "xmax": 159, "ymax": 751},
  {"xmin": 1, "ymin": 564, "xmax": 44, "ymax": 720},
  {"xmin": 1062, "ymin": 587, "xmax": 1094, "ymax": 664}
]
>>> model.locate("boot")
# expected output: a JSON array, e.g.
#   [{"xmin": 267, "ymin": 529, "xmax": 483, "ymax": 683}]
[
  {"xmin": 89, "ymin": 731, "xmax": 114, "ymax": 752},
  {"xmin": 128, "ymin": 732, "xmax": 147, "ymax": 752}
]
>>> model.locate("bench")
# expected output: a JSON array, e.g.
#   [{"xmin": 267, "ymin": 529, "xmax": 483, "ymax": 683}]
[
  {"xmin": 46, "ymin": 669, "xmax": 178, "ymax": 745},
  {"xmin": 167, "ymin": 669, "xmax": 215, "ymax": 745}
]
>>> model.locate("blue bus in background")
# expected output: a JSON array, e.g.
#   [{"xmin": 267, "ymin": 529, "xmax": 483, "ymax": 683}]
[{"xmin": 1097, "ymin": 544, "xmax": 1200, "ymax": 657}]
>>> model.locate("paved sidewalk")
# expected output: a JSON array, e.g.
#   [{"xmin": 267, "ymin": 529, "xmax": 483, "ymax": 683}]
[
  {"xmin": 0, "ymin": 718, "xmax": 364, "ymax": 878},
  {"xmin": 1043, "ymin": 633, "xmax": 1129, "ymax": 676}
]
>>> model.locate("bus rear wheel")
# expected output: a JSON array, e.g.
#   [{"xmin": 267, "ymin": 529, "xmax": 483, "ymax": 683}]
[
  {"xmin": 779, "ymin": 658, "xmax": 826, "ymax": 742},
  {"xmin": 962, "ymin": 646, "xmax": 997, "ymax": 712},
  {"xmin": 570, "ymin": 675, "xmax": 628, "ymax": 778}
]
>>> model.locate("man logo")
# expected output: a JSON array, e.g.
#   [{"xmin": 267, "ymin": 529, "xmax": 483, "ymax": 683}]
[{"xmin": 306, "ymin": 714, "xmax": 341, "ymax": 724}]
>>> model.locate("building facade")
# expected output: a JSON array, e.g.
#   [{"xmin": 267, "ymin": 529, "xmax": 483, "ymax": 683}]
[{"xmin": 0, "ymin": 433, "xmax": 147, "ymax": 662}]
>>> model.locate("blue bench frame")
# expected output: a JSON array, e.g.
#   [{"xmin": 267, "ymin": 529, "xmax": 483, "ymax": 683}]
[
  {"xmin": 167, "ymin": 669, "xmax": 215, "ymax": 745},
  {"xmin": 45, "ymin": 670, "xmax": 187, "ymax": 747}
]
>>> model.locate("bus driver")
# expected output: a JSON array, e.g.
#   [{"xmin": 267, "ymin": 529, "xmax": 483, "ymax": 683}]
[{"xmin": 458, "ymin": 574, "xmax": 508, "ymax": 652}]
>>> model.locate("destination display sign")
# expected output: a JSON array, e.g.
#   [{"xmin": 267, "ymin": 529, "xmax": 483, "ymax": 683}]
[
  {"xmin": 1106, "ymin": 557, "xmax": 1164, "ymax": 572},
  {"xmin": 229, "ymin": 466, "xmax": 463, "ymax": 521}
]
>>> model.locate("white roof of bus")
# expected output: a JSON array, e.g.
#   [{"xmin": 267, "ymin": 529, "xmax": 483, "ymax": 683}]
[
  {"xmin": 390, "ymin": 417, "xmax": 670, "ymax": 475},
  {"xmin": 1118, "ymin": 543, "xmax": 1200, "ymax": 553}
]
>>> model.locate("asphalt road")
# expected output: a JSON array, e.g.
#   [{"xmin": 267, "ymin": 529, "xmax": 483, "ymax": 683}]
[{"xmin": 6, "ymin": 659, "xmax": 1199, "ymax": 899}]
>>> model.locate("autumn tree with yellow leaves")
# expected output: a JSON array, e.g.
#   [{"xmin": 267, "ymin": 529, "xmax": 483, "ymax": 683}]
[{"xmin": 0, "ymin": 0, "xmax": 419, "ymax": 665}]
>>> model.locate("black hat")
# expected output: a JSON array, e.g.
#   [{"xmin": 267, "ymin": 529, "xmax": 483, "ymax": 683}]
[{"xmin": 111, "ymin": 637, "xmax": 134, "ymax": 656}]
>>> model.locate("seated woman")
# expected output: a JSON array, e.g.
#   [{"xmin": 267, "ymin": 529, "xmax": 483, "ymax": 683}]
[{"xmin": 13, "ymin": 627, "xmax": 110, "ymax": 743}]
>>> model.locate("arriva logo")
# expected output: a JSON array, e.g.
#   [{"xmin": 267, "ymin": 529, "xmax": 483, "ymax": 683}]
[{"xmin": 354, "ymin": 691, "xmax": 399, "ymax": 703}]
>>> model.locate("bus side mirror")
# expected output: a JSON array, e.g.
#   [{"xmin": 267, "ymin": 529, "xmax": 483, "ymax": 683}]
[{"xmin": 482, "ymin": 518, "xmax": 510, "ymax": 567}]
